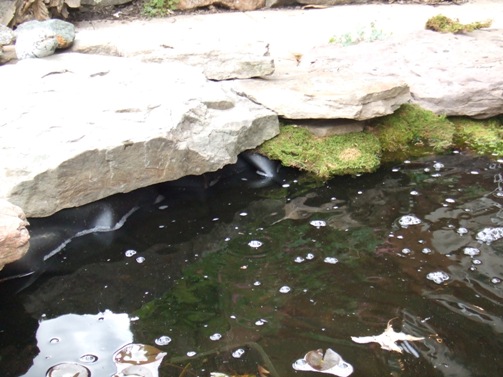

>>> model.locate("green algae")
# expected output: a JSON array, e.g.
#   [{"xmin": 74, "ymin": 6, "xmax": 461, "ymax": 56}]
[
  {"xmin": 425, "ymin": 14, "xmax": 492, "ymax": 33},
  {"xmin": 258, "ymin": 125, "xmax": 381, "ymax": 178}
]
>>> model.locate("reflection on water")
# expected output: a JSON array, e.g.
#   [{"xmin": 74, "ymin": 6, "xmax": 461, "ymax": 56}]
[{"xmin": 1, "ymin": 152, "xmax": 502, "ymax": 377}]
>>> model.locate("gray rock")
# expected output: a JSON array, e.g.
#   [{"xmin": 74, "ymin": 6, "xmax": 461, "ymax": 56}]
[
  {"xmin": 15, "ymin": 19, "xmax": 75, "ymax": 59},
  {"xmin": 0, "ymin": 0, "xmax": 16, "ymax": 26},
  {"xmin": 0, "ymin": 200, "xmax": 30, "ymax": 270},
  {"xmin": 304, "ymin": 29, "xmax": 503, "ymax": 119},
  {"xmin": 0, "ymin": 24, "xmax": 15, "ymax": 45},
  {"xmin": 229, "ymin": 72, "xmax": 410, "ymax": 120},
  {"xmin": 0, "ymin": 53, "xmax": 279, "ymax": 217},
  {"xmin": 73, "ymin": 37, "xmax": 275, "ymax": 81}
]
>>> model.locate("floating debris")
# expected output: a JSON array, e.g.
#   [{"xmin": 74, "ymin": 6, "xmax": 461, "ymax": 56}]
[
  {"xmin": 351, "ymin": 319, "xmax": 424, "ymax": 354},
  {"xmin": 292, "ymin": 348, "xmax": 353, "ymax": 377},
  {"xmin": 398, "ymin": 215, "xmax": 421, "ymax": 228},
  {"xmin": 113, "ymin": 343, "xmax": 166, "ymax": 377},
  {"xmin": 426, "ymin": 271, "xmax": 450, "ymax": 284}
]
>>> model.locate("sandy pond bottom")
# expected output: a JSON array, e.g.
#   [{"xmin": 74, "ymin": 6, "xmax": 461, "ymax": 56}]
[{"xmin": 1, "ymin": 151, "xmax": 502, "ymax": 377}]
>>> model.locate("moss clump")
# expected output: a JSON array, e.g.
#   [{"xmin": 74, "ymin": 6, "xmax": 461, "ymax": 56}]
[
  {"xmin": 451, "ymin": 116, "xmax": 503, "ymax": 156},
  {"xmin": 259, "ymin": 125, "xmax": 381, "ymax": 178},
  {"xmin": 368, "ymin": 104, "xmax": 455, "ymax": 161},
  {"xmin": 425, "ymin": 14, "xmax": 492, "ymax": 33}
]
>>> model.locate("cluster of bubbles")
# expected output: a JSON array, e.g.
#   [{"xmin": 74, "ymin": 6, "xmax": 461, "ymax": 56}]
[
  {"xmin": 310, "ymin": 220, "xmax": 327, "ymax": 228},
  {"xmin": 398, "ymin": 215, "xmax": 422, "ymax": 229},
  {"xmin": 426, "ymin": 271, "xmax": 450, "ymax": 285}
]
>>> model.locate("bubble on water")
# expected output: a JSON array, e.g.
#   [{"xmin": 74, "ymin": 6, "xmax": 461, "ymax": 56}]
[
  {"xmin": 124, "ymin": 249, "xmax": 137, "ymax": 257},
  {"xmin": 310, "ymin": 220, "xmax": 326, "ymax": 228},
  {"xmin": 46, "ymin": 363, "xmax": 90, "ymax": 377},
  {"xmin": 209, "ymin": 333, "xmax": 222, "ymax": 341},
  {"xmin": 470, "ymin": 171, "xmax": 480, "ymax": 175},
  {"xmin": 398, "ymin": 215, "xmax": 422, "ymax": 228},
  {"xmin": 445, "ymin": 198, "xmax": 456, "ymax": 204},
  {"xmin": 433, "ymin": 162, "xmax": 444, "ymax": 170},
  {"xmin": 282, "ymin": 183, "xmax": 290, "ymax": 188},
  {"xmin": 431, "ymin": 173, "xmax": 441, "ymax": 178},
  {"xmin": 212, "ymin": 217, "xmax": 219, "ymax": 222},
  {"xmin": 255, "ymin": 319, "xmax": 267, "ymax": 326},
  {"xmin": 136, "ymin": 256, "xmax": 145, "ymax": 264},
  {"xmin": 422, "ymin": 248, "xmax": 432, "ymax": 254},
  {"xmin": 155, "ymin": 336, "xmax": 172, "ymax": 346},
  {"xmin": 491, "ymin": 277, "xmax": 501, "ymax": 284},
  {"xmin": 323, "ymin": 257, "xmax": 339, "ymax": 264},
  {"xmin": 410, "ymin": 190, "xmax": 419, "ymax": 196},
  {"xmin": 49, "ymin": 337, "xmax": 60, "ymax": 344},
  {"xmin": 248, "ymin": 240, "xmax": 263, "ymax": 248},
  {"xmin": 427, "ymin": 271, "xmax": 450, "ymax": 284},
  {"xmin": 457, "ymin": 227, "xmax": 468, "ymax": 235},
  {"xmin": 401, "ymin": 248, "xmax": 412, "ymax": 255},
  {"xmin": 232, "ymin": 348, "xmax": 245, "ymax": 358},
  {"xmin": 469, "ymin": 265, "xmax": 477, "ymax": 272},
  {"xmin": 294, "ymin": 256, "xmax": 305, "ymax": 263},
  {"xmin": 472, "ymin": 259, "xmax": 482, "ymax": 265},
  {"xmin": 187, "ymin": 351, "xmax": 196, "ymax": 357},
  {"xmin": 79, "ymin": 354, "xmax": 98, "ymax": 363},
  {"xmin": 158, "ymin": 205, "xmax": 168, "ymax": 210},
  {"xmin": 463, "ymin": 247, "xmax": 480, "ymax": 257},
  {"xmin": 306, "ymin": 253, "xmax": 315, "ymax": 260},
  {"xmin": 279, "ymin": 286, "xmax": 291, "ymax": 293},
  {"xmin": 476, "ymin": 227, "xmax": 503, "ymax": 244},
  {"xmin": 239, "ymin": 212, "xmax": 248, "ymax": 217}
]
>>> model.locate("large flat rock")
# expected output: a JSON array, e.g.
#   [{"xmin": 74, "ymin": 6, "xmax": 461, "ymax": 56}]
[
  {"xmin": 0, "ymin": 53, "xmax": 279, "ymax": 217},
  {"xmin": 300, "ymin": 29, "xmax": 503, "ymax": 119}
]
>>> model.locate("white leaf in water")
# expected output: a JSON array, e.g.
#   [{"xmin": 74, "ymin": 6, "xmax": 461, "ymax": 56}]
[
  {"xmin": 292, "ymin": 348, "xmax": 353, "ymax": 376},
  {"xmin": 351, "ymin": 319, "xmax": 424, "ymax": 353}
]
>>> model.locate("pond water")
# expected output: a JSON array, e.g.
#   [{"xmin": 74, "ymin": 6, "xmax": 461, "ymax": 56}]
[{"xmin": 1, "ymin": 152, "xmax": 502, "ymax": 377}]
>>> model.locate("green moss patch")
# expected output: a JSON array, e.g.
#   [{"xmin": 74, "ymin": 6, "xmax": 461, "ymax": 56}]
[
  {"xmin": 259, "ymin": 125, "xmax": 381, "ymax": 178},
  {"xmin": 425, "ymin": 14, "xmax": 492, "ymax": 33},
  {"xmin": 368, "ymin": 104, "xmax": 455, "ymax": 161},
  {"xmin": 451, "ymin": 116, "xmax": 503, "ymax": 156}
]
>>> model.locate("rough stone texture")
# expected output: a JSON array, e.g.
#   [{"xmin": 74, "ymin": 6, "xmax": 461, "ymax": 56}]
[
  {"xmin": 15, "ymin": 19, "xmax": 75, "ymax": 59},
  {"xmin": 178, "ymin": 0, "xmax": 266, "ymax": 11},
  {"xmin": 0, "ymin": 0, "xmax": 16, "ymax": 26},
  {"xmin": 302, "ymin": 29, "xmax": 503, "ymax": 119},
  {"xmin": 0, "ymin": 24, "xmax": 15, "ymax": 45},
  {"xmin": 0, "ymin": 200, "xmax": 30, "ymax": 270},
  {"xmin": 72, "ymin": 36, "xmax": 275, "ymax": 80},
  {"xmin": 0, "ymin": 53, "xmax": 279, "ymax": 218},
  {"xmin": 230, "ymin": 72, "xmax": 410, "ymax": 120}
]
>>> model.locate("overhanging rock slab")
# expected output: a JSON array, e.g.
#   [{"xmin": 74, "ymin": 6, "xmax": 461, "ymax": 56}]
[
  {"xmin": 229, "ymin": 72, "xmax": 410, "ymax": 120},
  {"xmin": 0, "ymin": 53, "xmax": 279, "ymax": 217}
]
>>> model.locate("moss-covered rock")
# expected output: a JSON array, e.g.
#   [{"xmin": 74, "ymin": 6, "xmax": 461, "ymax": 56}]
[
  {"xmin": 368, "ymin": 104, "xmax": 455, "ymax": 161},
  {"xmin": 258, "ymin": 125, "xmax": 381, "ymax": 178},
  {"xmin": 425, "ymin": 14, "xmax": 492, "ymax": 33},
  {"xmin": 451, "ymin": 116, "xmax": 503, "ymax": 156}
]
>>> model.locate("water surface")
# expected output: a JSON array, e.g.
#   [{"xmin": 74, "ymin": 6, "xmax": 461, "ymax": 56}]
[{"xmin": 1, "ymin": 152, "xmax": 502, "ymax": 377}]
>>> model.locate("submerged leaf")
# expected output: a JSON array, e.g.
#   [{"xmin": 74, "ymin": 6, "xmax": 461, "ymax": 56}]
[{"xmin": 351, "ymin": 319, "xmax": 424, "ymax": 353}]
